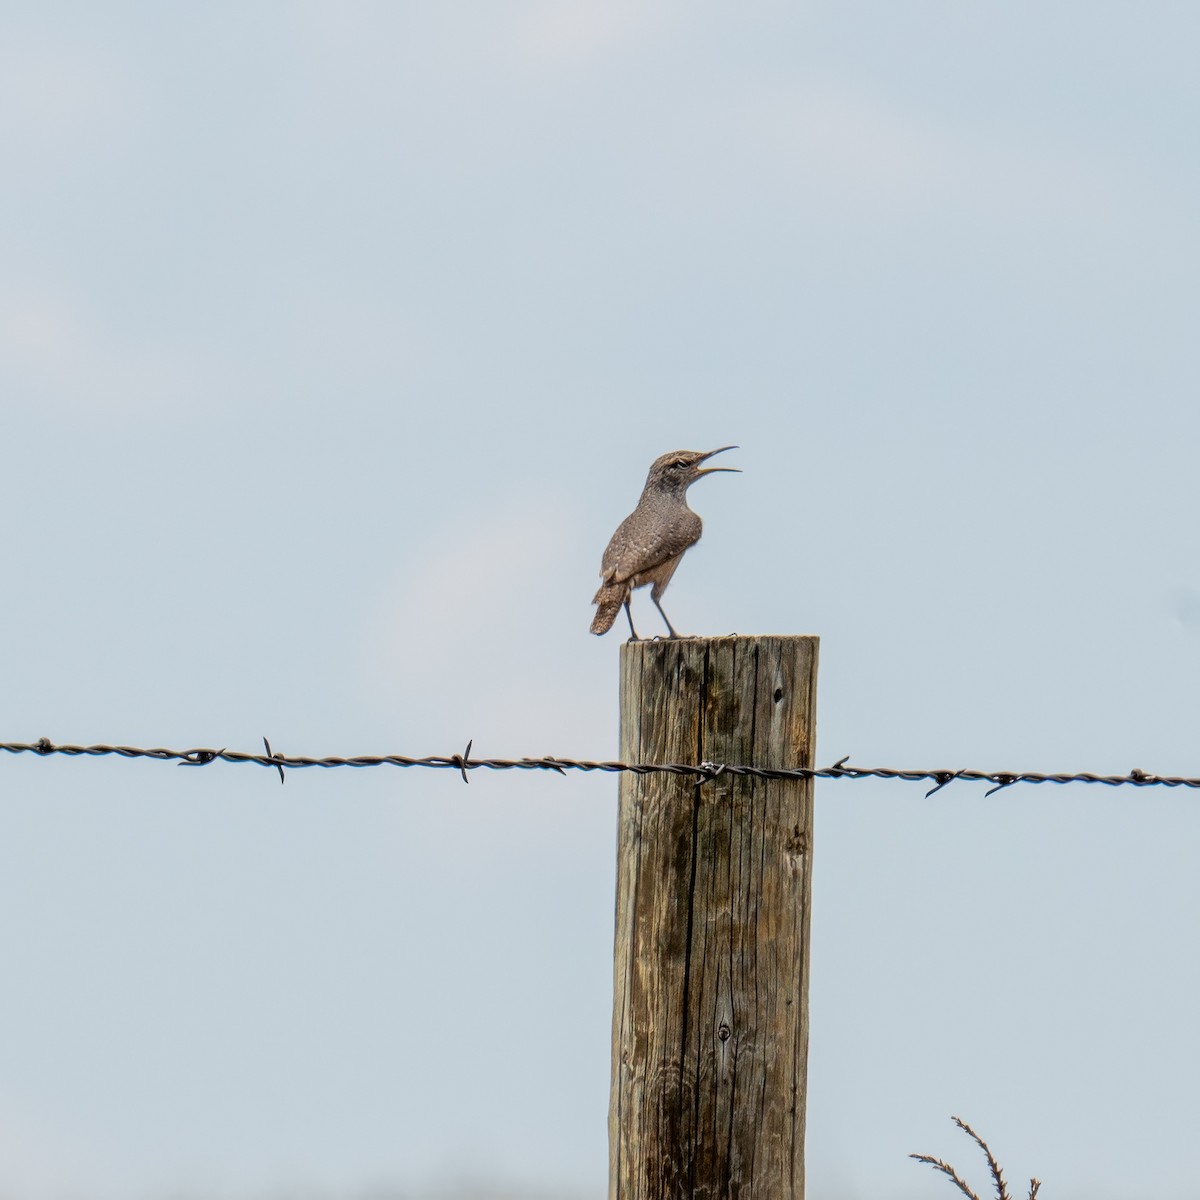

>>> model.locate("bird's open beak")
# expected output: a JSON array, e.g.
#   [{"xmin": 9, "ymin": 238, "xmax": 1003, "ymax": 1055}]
[{"xmin": 695, "ymin": 445, "xmax": 740, "ymax": 474}]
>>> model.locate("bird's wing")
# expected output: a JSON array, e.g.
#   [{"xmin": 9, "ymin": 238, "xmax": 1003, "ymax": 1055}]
[{"xmin": 600, "ymin": 511, "xmax": 699, "ymax": 584}]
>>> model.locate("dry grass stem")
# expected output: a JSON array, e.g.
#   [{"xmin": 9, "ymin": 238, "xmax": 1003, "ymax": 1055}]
[
  {"xmin": 911, "ymin": 1116, "xmax": 1042, "ymax": 1200},
  {"xmin": 909, "ymin": 1152, "xmax": 984, "ymax": 1200},
  {"xmin": 952, "ymin": 1114, "xmax": 1011, "ymax": 1200}
]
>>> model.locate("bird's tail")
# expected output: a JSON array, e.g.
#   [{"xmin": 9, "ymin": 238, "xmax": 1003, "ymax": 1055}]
[{"xmin": 590, "ymin": 582, "xmax": 626, "ymax": 635}]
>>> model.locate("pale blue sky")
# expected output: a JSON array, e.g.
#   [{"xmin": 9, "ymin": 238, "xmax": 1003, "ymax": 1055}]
[{"xmin": 2, "ymin": 3, "xmax": 1199, "ymax": 1197}]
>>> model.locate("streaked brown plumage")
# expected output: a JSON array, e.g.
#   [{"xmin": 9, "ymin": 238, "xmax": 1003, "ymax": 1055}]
[{"xmin": 590, "ymin": 446, "xmax": 739, "ymax": 640}]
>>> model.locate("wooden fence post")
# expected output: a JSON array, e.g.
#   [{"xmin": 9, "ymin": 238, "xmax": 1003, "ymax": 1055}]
[{"xmin": 609, "ymin": 635, "xmax": 819, "ymax": 1199}]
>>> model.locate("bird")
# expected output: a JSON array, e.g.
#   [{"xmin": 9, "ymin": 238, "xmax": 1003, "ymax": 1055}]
[{"xmin": 590, "ymin": 446, "xmax": 739, "ymax": 640}]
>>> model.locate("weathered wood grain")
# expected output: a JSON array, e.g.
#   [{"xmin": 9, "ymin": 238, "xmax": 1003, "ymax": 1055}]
[{"xmin": 609, "ymin": 636, "xmax": 819, "ymax": 1200}]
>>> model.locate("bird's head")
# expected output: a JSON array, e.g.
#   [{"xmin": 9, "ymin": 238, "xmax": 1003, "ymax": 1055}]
[{"xmin": 645, "ymin": 446, "xmax": 740, "ymax": 495}]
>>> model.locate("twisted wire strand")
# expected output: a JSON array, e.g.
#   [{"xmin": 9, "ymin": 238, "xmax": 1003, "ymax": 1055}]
[{"xmin": 2, "ymin": 738, "xmax": 1195, "ymax": 795}]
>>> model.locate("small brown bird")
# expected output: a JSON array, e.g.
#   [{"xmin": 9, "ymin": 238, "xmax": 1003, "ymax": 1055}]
[{"xmin": 590, "ymin": 446, "xmax": 739, "ymax": 640}]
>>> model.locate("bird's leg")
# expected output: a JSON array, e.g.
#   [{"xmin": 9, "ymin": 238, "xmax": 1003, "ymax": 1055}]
[
  {"xmin": 652, "ymin": 594, "xmax": 680, "ymax": 639},
  {"xmin": 623, "ymin": 600, "xmax": 640, "ymax": 641}
]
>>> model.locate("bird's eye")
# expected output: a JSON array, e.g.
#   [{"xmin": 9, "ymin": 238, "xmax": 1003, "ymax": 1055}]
[{"xmin": 672, "ymin": 460, "xmax": 688, "ymax": 469}]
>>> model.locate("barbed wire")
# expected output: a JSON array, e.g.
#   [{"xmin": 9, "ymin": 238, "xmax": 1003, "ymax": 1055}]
[{"xmin": 1, "ymin": 737, "xmax": 1196, "ymax": 797}]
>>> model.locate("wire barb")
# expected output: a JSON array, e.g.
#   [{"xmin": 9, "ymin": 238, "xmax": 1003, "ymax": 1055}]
[
  {"xmin": 263, "ymin": 737, "xmax": 285, "ymax": 785},
  {"xmin": 454, "ymin": 739, "xmax": 474, "ymax": 784},
  {"xmin": 925, "ymin": 770, "xmax": 962, "ymax": 798},
  {"xmin": 178, "ymin": 748, "xmax": 224, "ymax": 767}
]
